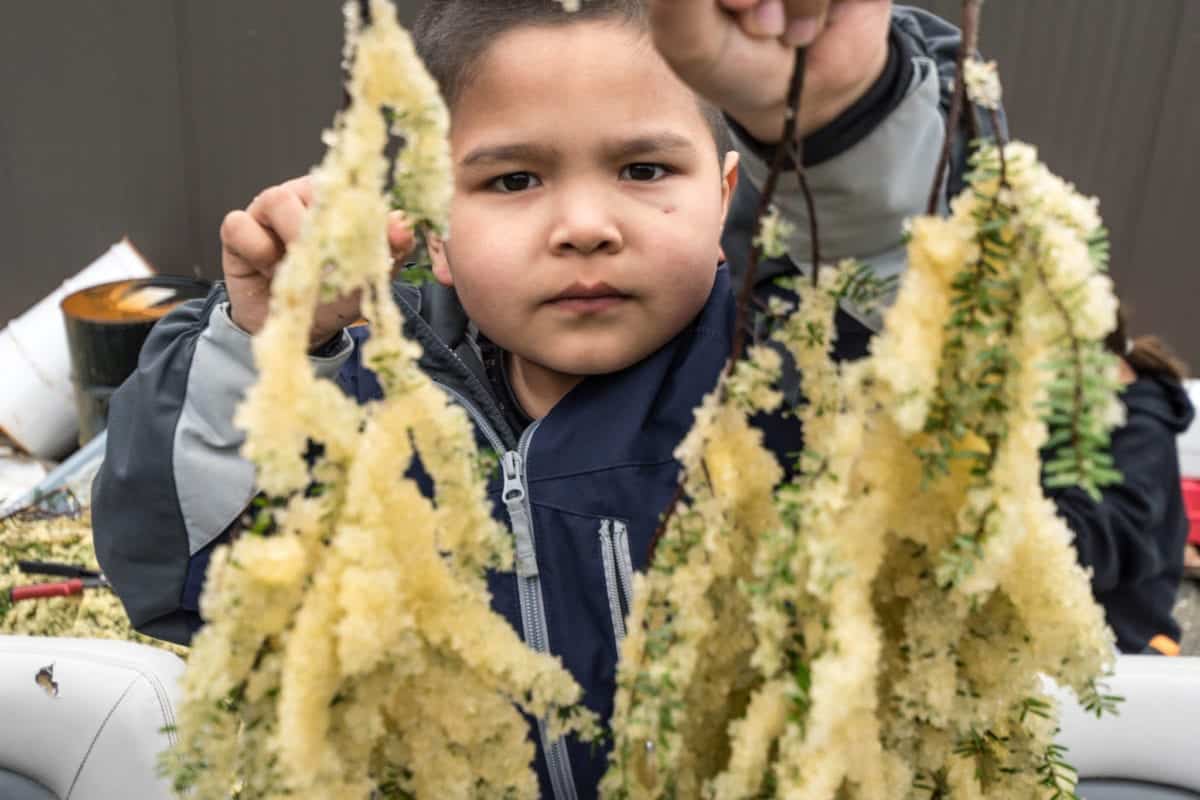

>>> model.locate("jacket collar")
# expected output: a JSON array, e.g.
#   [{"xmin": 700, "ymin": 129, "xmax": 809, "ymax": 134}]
[{"xmin": 525, "ymin": 267, "xmax": 734, "ymax": 481}]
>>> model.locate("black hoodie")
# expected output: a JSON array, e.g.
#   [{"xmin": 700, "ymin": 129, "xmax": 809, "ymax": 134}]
[{"xmin": 1050, "ymin": 372, "xmax": 1196, "ymax": 653}]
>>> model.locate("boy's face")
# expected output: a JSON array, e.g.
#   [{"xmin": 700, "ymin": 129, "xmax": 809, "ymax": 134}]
[{"xmin": 429, "ymin": 20, "xmax": 738, "ymax": 381}]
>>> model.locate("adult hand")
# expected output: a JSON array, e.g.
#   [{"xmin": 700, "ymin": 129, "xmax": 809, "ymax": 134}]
[
  {"xmin": 220, "ymin": 176, "xmax": 415, "ymax": 348},
  {"xmin": 649, "ymin": 0, "xmax": 892, "ymax": 144}
]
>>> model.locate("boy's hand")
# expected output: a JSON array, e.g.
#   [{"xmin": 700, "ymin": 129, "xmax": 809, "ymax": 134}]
[
  {"xmin": 649, "ymin": 0, "xmax": 892, "ymax": 145},
  {"xmin": 220, "ymin": 176, "xmax": 415, "ymax": 349}
]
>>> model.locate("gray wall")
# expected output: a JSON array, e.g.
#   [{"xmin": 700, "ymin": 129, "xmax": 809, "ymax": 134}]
[
  {"xmin": 916, "ymin": 0, "xmax": 1200, "ymax": 368},
  {"xmin": 0, "ymin": 1, "xmax": 419, "ymax": 320},
  {"xmin": 1, "ymin": 1, "xmax": 1196, "ymax": 366}
]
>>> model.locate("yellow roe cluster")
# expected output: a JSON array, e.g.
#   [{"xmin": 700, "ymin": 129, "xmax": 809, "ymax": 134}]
[
  {"xmin": 962, "ymin": 58, "xmax": 1002, "ymax": 111},
  {"xmin": 754, "ymin": 205, "xmax": 796, "ymax": 260},
  {"xmin": 166, "ymin": 3, "xmax": 593, "ymax": 798},
  {"xmin": 606, "ymin": 141, "xmax": 1119, "ymax": 799}
]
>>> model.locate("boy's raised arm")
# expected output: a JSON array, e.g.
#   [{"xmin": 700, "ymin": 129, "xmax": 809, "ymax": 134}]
[
  {"xmin": 92, "ymin": 178, "xmax": 413, "ymax": 644},
  {"xmin": 91, "ymin": 287, "xmax": 356, "ymax": 644}
]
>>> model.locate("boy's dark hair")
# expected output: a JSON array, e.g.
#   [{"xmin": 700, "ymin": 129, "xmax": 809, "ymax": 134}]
[{"xmin": 412, "ymin": 0, "xmax": 733, "ymax": 157}]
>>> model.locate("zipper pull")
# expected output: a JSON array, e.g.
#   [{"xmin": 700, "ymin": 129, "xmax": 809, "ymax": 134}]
[{"xmin": 502, "ymin": 451, "xmax": 539, "ymax": 578}]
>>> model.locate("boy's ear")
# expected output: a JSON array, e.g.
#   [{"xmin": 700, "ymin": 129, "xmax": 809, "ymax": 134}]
[
  {"xmin": 426, "ymin": 231, "xmax": 455, "ymax": 287},
  {"xmin": 718, "ymin": 150, "xmax": 740, "ymax": 228}
]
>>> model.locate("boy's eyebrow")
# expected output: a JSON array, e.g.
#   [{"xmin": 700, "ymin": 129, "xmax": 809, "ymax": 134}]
[
  {"xmin": 603, "ymin": 132, "xmax": 697, "ymax": 161},
  {"xmin": 459, "ymin": 132, "xmax": 698, "ymax": 168},
  {"xmin": 460, "ymin": 142, "xmax": 558, "ymax": 168}
]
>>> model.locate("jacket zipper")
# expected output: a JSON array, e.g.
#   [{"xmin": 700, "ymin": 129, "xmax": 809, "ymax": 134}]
[
  {"xmin": 502, "ymin": 450, "xmax": 539, "ymax": 579},
  {"xmin": 599, "ymin": 520, "xmax": 627, "ymax": 642},
  {"xmin": 612, "ymin": 520, "xmax": 636, "ymax": 618},
  {"xmin": 435, "ymin": 384, "xmax": 578, "ymax": 800},
  {"xmin": 599, "ymin": 519, "xmax": 637, "ymax": 644}
]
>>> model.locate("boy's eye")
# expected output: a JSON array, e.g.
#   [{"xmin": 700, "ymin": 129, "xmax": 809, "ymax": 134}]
[
  {"xmin": 490, "ymin": 172, "xmax": 541, "ymax": 193},
  {"xmin": 621, "ymin": 163, "xmax": 671, "ymax": 182}
]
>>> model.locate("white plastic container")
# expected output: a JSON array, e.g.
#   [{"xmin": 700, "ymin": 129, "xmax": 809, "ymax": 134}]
[
  {"xmin": 0, "ymin": 240, "xmax": 154, "ymax": 459},
  {"xmin": 1181, "ymin": 379, "xmax": 1200, "ymax": 479}
]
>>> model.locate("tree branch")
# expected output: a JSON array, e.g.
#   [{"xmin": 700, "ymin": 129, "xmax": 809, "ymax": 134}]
[
  {"xmin": 650, "ymin": 47, "xmax": 811, "ymax": 564},
  {"xmin": 927, "ymin": 0, "xmax": 983, "ymax": 215},
  {"xmin": 730, "ymin": 47, "xmax": 810, "ymax": 362}
]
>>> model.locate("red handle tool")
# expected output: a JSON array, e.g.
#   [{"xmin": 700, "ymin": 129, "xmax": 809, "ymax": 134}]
[{"xmin": 10, "ymin": 579, "xmax": 86, "ymax": 602}]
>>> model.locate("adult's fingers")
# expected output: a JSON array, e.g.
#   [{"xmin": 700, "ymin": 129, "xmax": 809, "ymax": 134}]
[
  {"xmin": 734, "ymin": 0, "xmax": 787, "ymax": 38},
  {"xmin": 724, "ymin": 0, "xmax": 832, "ymax": 46},
  {"xmin": 221, "ymin": 209, "xmax": 283, "ymax": 272},
  {"xmin": 647, "ymin": 0, "xmax": 730, "ymax": 68},
  {"xmin": 781, "ymin": 0, "xmax": 831, "ymax": 45}
]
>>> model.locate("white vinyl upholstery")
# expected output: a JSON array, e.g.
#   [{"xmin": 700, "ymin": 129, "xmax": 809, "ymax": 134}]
[
  {"xmin": 1054, "ymin": 655, "xmax": 1200, "ymax": 795},
  {"xmin": 0, "ymin": 636, "xmax": 184, "ymax": 800}
]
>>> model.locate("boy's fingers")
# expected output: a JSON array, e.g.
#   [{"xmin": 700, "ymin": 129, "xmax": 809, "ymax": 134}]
[
  {"xmin": 278, "ymin": 175, "xmax": 315, "ymax": 207},
  {"xmin": 246, "ymin": 184, "xmax": 309, "ymax": 248},
  {"xmin": 387, "ymin": 211, "xmax": 416, "ymax": 259},
  {"xmin": 781, "ymin": 0, "xmax": 830, "ymax": 45},
  {"xmin": 221, "ymin": 210, "xmax": 283, "ymax": 272}
]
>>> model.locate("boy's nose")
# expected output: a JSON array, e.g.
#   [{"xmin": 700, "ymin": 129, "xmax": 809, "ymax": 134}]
[{"xmin": 549, "ymin": 198, "xmax": 623, "ymax": 256}]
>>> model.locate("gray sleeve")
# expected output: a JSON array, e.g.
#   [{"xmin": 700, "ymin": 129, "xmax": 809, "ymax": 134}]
[
  {"xmin": 730, "ymin": 54, "xmax": 945, "ymax": 329},
  {"xmin": 93, "ymin": 290, "xmax": 355, "ymax": 644},
  {"xmin": 174, "ymin": 303, "xmax": 352, "ymax": 556}
]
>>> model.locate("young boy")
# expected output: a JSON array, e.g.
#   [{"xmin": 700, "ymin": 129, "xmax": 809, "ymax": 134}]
[{"xmin": 94, "ymin": 1, "xmax": 961, "ymax": 796}]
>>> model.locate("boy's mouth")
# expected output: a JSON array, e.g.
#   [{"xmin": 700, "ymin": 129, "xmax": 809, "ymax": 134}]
[{"xmin": 547, "ymin": 281, "xmax": 630, "ymax": 314}]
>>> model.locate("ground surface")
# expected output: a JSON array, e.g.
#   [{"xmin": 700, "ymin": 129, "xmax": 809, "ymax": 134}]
[{"xmin": 1175, "ymin": 578, "xmax": 1200, "ymax": 655}]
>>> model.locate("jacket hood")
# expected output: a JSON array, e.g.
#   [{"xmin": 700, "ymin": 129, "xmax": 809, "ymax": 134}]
[{"xmin": 1124, "ymin": 372, "xmax": 1195, "ymax": 436}]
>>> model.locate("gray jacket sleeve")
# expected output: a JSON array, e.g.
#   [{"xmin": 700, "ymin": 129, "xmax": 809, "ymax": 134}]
[
  {"xmin": 92, "ymin": 286, "xmax": 350, "ymax": 643},
  {"xmin": 727, "ymin": 28, "xmax": 944, "ymax": 331},
  {"xmin": 721, "ymin": 6, "xmax": 1007, "ymax": 334}
]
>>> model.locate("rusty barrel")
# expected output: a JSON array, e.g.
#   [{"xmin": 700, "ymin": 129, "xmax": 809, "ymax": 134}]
[{"xmin": 61, "ymin": 276, "xmax": 210, "ymax": 445}]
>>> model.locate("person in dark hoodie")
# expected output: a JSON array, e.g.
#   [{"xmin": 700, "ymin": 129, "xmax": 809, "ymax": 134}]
[{"xmin": 1049, "ymin": 310, "xmax": 1194, "ymax": 655}]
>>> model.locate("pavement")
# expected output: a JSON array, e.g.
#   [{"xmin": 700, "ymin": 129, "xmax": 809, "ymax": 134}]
[{"xmin": 1176, "ymin": 578, "xmax": 1200, "ymax": 656}]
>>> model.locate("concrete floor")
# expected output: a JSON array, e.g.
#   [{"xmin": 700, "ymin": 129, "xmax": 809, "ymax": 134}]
[{"xmin": 1175, "ymin": 578, "xmax": 1200, "ymax": 656}]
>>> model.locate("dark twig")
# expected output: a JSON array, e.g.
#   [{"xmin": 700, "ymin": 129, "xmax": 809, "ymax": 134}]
[
  {"xmin": 789, "ymin": 145, "xmax": 823, "ymax": 288},
  {"xmin": 730, "ymin": 47, "xmax": 809, "ymax": 364},
  {"xmin": 649, "ymin": 48, "xmax": 810, "ymax": 564},
  {"xmin": 927, "ymin": 0, "xmax": 983, "ymax": 215},
  {"xmin": 982, "ymin": 108, "xmax": 1010, "ymax": 218},
  {"xmin": 989, "ymin": 108, "xmax": 1009, "ymax": 158},
  {"xmin": 645, "ymin": 482, "xmax": 686, "ymax": 565}
]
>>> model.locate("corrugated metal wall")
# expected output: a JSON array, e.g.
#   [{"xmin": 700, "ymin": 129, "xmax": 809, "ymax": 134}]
[
  {"xmin": 0, "ymin": 1, "xmax": 419, "ymax": 325},
  {"xmin": 1, "ymin": 1, "xmax": 1196, "ymax": 365},
  {"xmin": 915, "ymin": 0, "xmax": 1200, "ymax": 369}
]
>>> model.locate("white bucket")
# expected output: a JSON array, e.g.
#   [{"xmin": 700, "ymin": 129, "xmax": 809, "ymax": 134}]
[{"xmin": 0, "ymin": 240, "xmax": 154, "ymax": 459}]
